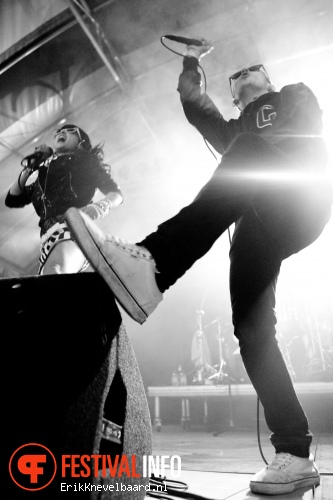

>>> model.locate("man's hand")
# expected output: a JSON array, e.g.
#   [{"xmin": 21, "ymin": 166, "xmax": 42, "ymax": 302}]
[{"xmin": 185, "ymin": 39, "xmax": 214, "ymax": 60}]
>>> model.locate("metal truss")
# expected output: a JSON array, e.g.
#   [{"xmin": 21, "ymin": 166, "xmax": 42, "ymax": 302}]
[{"xmin": 64, "ymin": 0, "xmax": 132, "ymax": 94}]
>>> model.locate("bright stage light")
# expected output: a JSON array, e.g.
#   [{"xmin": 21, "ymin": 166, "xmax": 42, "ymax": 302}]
[{"xmin": 234, "ymin": 169, "xmax": 330, "ymax": 183}]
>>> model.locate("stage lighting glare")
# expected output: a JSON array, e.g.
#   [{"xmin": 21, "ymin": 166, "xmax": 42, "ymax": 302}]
[{"xmin": 229, "ymin": 170, "xmax": 329, "ymax": 184}]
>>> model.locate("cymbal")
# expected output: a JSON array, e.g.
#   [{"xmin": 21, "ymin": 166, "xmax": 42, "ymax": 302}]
[{"xmin": 204, "ymin": 318, "xmax": 221, "ymax": 329}]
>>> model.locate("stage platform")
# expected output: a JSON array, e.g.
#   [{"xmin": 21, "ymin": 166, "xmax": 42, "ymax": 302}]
[
  {"xmin": 147, "ymin": 382, "xmax": 333, "ymax": 433},
  {"xmin": 145, "ymin": 425, "xmax": 333, "ymax": 499}
]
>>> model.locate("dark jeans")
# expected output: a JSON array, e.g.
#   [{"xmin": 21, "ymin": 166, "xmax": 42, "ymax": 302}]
[{"xmin": 140, "ymin": 133, "xmax": 332, "ymax": 457}]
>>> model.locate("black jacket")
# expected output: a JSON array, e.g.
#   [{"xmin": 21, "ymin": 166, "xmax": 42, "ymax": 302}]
[
  {"xmin": 5, "ymin": 149, "xmax": 122, "ymax": 235},
  {"xmin": 177, "ymin": 57, "xmax": 328, "ymax": 169}
]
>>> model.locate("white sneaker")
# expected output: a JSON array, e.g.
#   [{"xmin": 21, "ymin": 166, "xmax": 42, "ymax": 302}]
[
  {"xmin": 65, "ymin": 207, "xmax": 163, "ymax": 324},
  {"xmin": 250, "ymin": 452, "xmax": 320, "ymax": 495}
]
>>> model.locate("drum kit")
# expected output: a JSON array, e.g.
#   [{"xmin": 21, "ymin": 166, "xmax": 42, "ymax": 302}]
[
  {"xmin": 190, "ymin": 309, "xmax": 246, "ymax": 386},
  {"xmin": 189, "ymin": 304, "xmax": 333, "ymax": 386},
  {"xmin": 188, "ymin": 309, "xmax": 246, "ymax": 431},
  {"xmin": 185, "ymin": 305, "xmax": 332, "ymax": 435},
  {"xmin": 277, "ymin": 308, "xmax": 333, "ymax": 383}
]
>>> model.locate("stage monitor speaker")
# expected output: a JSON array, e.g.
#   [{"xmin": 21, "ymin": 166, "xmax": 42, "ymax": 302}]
[{"xmin": 1, "ymin": 273, "xmax": 152, "ymax": 498}]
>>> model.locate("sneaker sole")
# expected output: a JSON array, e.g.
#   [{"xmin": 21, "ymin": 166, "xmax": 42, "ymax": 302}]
[
  {"xmin": 250, "ymin": 475, "xmax": 320, "ymax": 495},
  {"xmin": 65, "ymin": 208, "xmax": 148, "ymax": 324}
]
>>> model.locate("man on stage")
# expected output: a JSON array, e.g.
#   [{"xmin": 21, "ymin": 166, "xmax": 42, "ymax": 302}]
[{"xmin": 65, "ymin": 40, "xmax": 332, "ymax": 495}]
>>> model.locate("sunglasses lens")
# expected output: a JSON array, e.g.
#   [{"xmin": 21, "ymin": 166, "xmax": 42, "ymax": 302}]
[
  {"xmin": 230, "ymin": 64, "xmax": 264, "ymax": 81},
  {"xmin": 230, "ymin": 71, "xmax": 241, "ymax": 81},
  {"xmin": 249, "ymin": 65, "xmax": 263, "ymax": 72}
]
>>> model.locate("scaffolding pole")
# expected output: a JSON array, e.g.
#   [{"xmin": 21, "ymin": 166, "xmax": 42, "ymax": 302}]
[{"xmin": 64, "ymin": 0, "xmax": 131, "ymax": 94}]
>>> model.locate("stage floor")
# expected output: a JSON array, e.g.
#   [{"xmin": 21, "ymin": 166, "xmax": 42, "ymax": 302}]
[{"xmin": 145, "ymin": 425, "xmax": 333, "ymax": 499}]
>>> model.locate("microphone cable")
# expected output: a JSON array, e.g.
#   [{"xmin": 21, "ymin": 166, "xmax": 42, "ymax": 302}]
[
  {"xmin": 160, "ymin": 36, "xmax": 216, "ymax": 161},
  {"xmin": 257, "ymin": 396, "xmax": 269, "ymax": 465},
  {"xmin": 160, "ymin": 36, "xmax": 208, "ymax": 99},
  {"xmin": 147, "ymin": 474, "xmax": 216, "ymax": 499},
  {"xmin": 161, "ymin": 36, "xmax": 233, "ymax": 262}
]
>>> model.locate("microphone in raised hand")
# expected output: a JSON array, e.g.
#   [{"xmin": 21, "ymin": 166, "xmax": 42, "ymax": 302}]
[
  {"xmin": 21, "ymin": 145, "xmax": 53, "ymax": 170},
  {"xmin": 163, "ymin": 35, "xmax": 214, "ymax": 60},
  {"xmin": 163, "ymin": 35, "xmax": 206, "ymax": 46}
]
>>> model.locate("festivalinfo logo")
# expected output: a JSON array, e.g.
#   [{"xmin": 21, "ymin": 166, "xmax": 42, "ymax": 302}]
[{"xmin": 9, "ymin": 443, "xmax": 181, "ymax": 492}]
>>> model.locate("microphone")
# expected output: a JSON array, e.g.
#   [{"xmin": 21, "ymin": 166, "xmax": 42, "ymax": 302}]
[
  {"xmin": 21, "ymin": 147, "xmax": 53, "ymax": 170},
  {"xmin": 163, "ymin": 35, "xmax": 204, "ymax": 46}
]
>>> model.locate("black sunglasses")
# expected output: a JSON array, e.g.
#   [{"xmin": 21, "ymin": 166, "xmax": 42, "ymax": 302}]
[
  {"xmin": 229, "ymin": 64, "xmax": 266, "ymax": 82},
  {"xmin": 229, "ymin": 64, "xmax": 271, "ymax": 99}
]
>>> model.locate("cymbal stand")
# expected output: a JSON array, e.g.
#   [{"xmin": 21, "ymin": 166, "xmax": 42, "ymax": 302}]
[
  {"xmin": 312, "ymin": 309, "xmax": 327, "ymax": 373},
  {"xmin": 193, "ymin": 310, "xmax": 205, "ymax": 384},
  {"xmin": 225, "ymin": 342, "xmax": 235, "ymax": 429},
  {"xmin": 209, "ymin": 320, "xmax": 235, "ymax": 432},
  {"xmin": 216, "ymin": 319, "xmax": 228, "ymax": 383},
  {"xmin": 203, "ymin": 318, "xmax": 251, "ymax": 434}
]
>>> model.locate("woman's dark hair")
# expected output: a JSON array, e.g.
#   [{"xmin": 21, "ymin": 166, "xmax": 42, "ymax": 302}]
[{"xmin": 90, "ymin": 141, "xmax": 111, "ymax": 174}]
